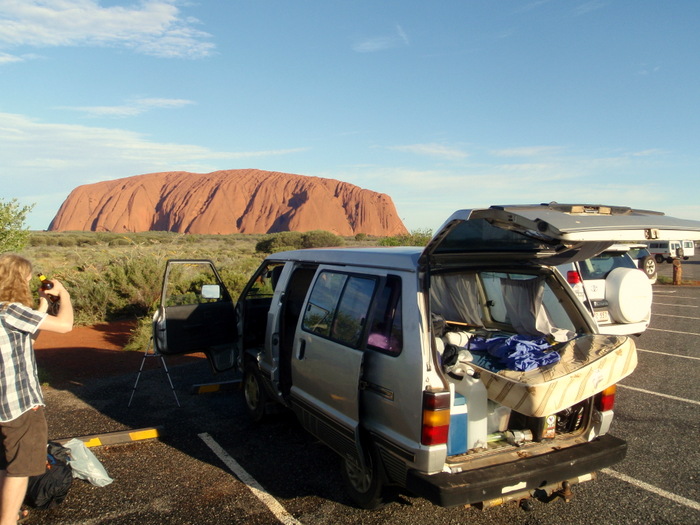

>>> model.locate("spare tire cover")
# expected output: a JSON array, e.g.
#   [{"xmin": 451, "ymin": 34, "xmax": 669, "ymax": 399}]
[{"xmin": 605, "ymin": 267, "xmax": 653, "ymax": 323}]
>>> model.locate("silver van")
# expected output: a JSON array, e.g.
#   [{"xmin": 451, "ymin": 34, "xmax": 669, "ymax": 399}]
[{"xmin": 154, "ymin": 203, "xmax": 700, "ymax": 509}]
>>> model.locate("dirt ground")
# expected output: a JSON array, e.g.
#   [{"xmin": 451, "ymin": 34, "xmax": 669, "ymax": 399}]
[{"xmin": 33, "ymin": 321, "xmax": 204, "ymax": 386}]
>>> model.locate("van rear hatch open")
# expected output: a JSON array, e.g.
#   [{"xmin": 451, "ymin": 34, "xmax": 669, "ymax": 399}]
[{"xmin": 421, "ymin": 203, "xmax": 700, "ymax": 268}]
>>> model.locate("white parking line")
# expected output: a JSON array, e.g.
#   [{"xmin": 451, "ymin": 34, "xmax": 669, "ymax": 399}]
[
  {"xmin": 646, "ymin": 327, "xmax": 700, "ymax": 336},
  {"xmin": 199, "ymin": 433, "xmax": 303, "ymax": 525},
  {"xmin": 653, "ymin": 302, "xmax": 698, "ymax": 307},
  {"xmin": 652, "ymin": 313, "xmax": 700, "ymax": 320},
  {"xmin": 600, "ymin": 468, "xmax": 700, "ymax": 511},
  {"xmin": 618, "ymin": 384, "xmax": 700, "ymax": 406},
  {"xmin": 638, "ymin": 348, "xmax": 700, "ymax": 361}
]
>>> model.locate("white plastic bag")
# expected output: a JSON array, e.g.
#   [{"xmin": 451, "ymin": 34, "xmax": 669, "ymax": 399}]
[{"xmin": 64, "ymin": 438, "xmax": 113, "ymax": 487}]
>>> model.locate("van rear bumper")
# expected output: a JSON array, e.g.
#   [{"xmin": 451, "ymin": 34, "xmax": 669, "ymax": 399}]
[{"xmin": 405, "ymin": 434, "xmax": 627, "ymax": 508}]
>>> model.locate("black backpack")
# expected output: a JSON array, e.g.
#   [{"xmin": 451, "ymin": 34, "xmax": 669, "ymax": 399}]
[{"xmin": 24, "ymin": 441, "xmax": 73, "ymax": 509}]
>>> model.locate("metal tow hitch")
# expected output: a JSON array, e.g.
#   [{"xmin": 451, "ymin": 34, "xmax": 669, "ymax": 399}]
[{"xmin": 555, "ymin": 480, "xmax": 574, "ymax": 502}]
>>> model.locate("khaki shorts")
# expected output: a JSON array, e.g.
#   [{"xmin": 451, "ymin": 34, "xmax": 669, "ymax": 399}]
[{"xmin": 0, "ymin": 406, "xmax": 48, "ymax": 477}]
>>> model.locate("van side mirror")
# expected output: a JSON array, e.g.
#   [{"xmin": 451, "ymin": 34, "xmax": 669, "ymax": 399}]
[{"xmin": 201, "ymin": 284, "xmax": 221, "ymax": 299}]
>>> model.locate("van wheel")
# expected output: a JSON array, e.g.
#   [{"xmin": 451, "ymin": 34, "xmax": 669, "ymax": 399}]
[
  {"xmin": 341, "ymin": 443, "xmax": 387, "ymax": 510},
  {"xmin": 655, "ymin": 254, "xmax": 664, "ymax": 264},
  {"xmin": 243, "ymin": 365, "xmax": 267, "ymax": 422},
  {"xmin": 641, "ymin": 255, "xmax": 657, "ymax": 279}
]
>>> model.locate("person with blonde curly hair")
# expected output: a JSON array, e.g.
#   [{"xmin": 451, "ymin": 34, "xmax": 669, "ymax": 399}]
[{"xmin": 0, "ymin": 254, "xmax": 73, "ymax": 524}]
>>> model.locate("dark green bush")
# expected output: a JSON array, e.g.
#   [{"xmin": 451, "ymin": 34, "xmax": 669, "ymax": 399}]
[
  {"xmin": 255, "ymin": 230, "xmax": 344, "ymax": 253},
  {"xmin": 301, "ymin": 230, "xmax": 344, "ymax": 249},
  {"xmin": 255, "ymin": 231, "xmax": 305, "ymax": 253}
]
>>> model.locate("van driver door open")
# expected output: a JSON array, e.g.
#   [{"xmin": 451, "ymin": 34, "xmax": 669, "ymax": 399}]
[
  {"xmin": 153, "ymin": 259, "xmax": 237, "ymax": 372},
  {"xmin": 289, "ymin": 268, "xmax": 376, "ymax": 467}
]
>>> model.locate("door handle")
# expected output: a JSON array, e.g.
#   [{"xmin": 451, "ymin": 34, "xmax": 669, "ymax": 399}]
[{"xmin": 298, "ymin": 339, "xmax": 306, "ymax": 360}]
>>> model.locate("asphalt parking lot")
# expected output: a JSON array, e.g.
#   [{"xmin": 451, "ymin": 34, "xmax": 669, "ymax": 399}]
[{"xmin": 27, "ymin": 260, "xmax": 700, "ymax": 524}]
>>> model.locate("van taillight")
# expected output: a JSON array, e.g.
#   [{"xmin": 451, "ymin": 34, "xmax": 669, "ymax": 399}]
[
  {"xmin": 567, "ymin": 270, "xmax": 582, "ymax": 285},
  {"xmin": 421, "ymin": 391, "xmax": 450, "ymax": 446},
  {"xmin": 596, "ymin": 385, "xmax": 617, "ymax": 412}
]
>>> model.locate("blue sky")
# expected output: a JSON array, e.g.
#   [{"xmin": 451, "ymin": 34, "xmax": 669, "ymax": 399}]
[{"xmin": 1, "ymin": 0, "xmax": 699, "ymax": 232}]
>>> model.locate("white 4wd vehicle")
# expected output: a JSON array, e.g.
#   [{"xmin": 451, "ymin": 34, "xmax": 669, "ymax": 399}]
[
  {"xmin": 646, "ymin": 240, "xmax": 695, "ymax": 263},
  {"xmin": 154, "ymin": 204, "xmax": 700, "ymax": 510},
  {"xmin": 557, "ymin": 245, "xmax": 653, "ymax": 336}
]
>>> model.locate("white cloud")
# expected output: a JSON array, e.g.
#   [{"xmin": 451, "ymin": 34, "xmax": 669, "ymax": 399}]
[
  {"xmin": 389, "ymin": 143, "xmax": 469, "ymax": 160},
  {"xmin": 353, "ymin": 24, "xmax": 410, "ymax": 53},
  {"xmin": 574, "ymin": 1, "xmax": 607, "ymax": 16},
  {"xmin": 57, "ymin": 97, "xmax": 196, "ymax": 117},
  {"xmin": 491, "ymin": 146, "xmax": 564, "ymax": 157},
  {"xmin": 326, "ymin": 143, "xmax": 696, "ymax": 232},
  {"xmin": 0, "ymin": 112, "xmax": 307, "ymax": 228},
  {"xmin": 0, "ymin": 0, "xmax": 214, "ymax": 59},
  {"xmin": 0, "ymin": 51, "xmax": 21, "ymax": 63}
]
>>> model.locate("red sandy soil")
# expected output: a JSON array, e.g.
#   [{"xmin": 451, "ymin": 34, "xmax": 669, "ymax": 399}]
[{"xmin": 33, "ymin": 321, "xmax": 203, "ymax": 385}]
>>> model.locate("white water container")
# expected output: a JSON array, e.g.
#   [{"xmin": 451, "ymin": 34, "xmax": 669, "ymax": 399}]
[{"xmin": 453, "ymin": 366, "xmax": 488, "ymax": 450}]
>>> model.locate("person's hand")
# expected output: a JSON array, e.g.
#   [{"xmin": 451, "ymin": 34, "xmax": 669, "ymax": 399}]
[{"xmin": 39, "ymin": 278, "xmax": 68, "ymax": 302}]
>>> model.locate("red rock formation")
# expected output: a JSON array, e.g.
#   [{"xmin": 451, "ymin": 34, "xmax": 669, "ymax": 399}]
[{"xmin": 48, "ymin": 169, "xmax": 408, "ymax": 236}]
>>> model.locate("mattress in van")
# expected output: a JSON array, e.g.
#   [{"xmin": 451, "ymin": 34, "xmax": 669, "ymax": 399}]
[{"xmin": 474, "ymin": 334, "xmax": 637, "ymax": 417}]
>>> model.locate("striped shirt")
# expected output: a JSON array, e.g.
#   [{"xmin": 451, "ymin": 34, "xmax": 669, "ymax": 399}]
[{"xmin": 0, "ymin": 302, "xmax": 47, "ymax": 422}]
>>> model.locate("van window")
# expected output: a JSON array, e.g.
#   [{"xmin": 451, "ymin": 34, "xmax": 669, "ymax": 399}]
[
  {"xmin": 302, "ymin": 271, "xmax": 377, "ymax": 348},
  {"xmin": 163, "ymin": 262, "xmax": 228, "ymax": 307},
  {"xmin": 481, "ymin": 272, "xmax": 575, "ymax": 336},
  {"xmin": 367, "ymin": 276, "xmax": 403, "ymax": 355}
]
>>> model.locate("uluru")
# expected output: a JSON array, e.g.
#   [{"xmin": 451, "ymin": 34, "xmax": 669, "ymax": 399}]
[{"xmin": 48, "ymin": 169, "xmax": 408, "ymax": 236}]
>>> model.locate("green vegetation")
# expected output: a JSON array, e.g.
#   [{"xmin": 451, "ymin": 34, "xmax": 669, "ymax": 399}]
[
  {"xmin": 255, "ymin": 230, "xmax": 345, "ymax": 253},
  {"xmin": 0, "ymin": 198, "xmax": 34, "ymax": 252},
  {"xmin": 18, "ymin": 229, "xmax": 391, "ymax": 350},
  {"xmin": 378, "ymin": 228, "xmax": 433, "ymax": 247}
]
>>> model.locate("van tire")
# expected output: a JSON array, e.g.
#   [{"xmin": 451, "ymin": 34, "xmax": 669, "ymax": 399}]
[
  {"xmin": 655, "ymin": 254, "xmax": 664, "ymax": 264},
  {"xmin": 243, "ymin": 365, "xmax": 268, "ymax": 422},
  {"xmin": 341, "ymin": 443, "xmax": 387, "ymax": 510}
]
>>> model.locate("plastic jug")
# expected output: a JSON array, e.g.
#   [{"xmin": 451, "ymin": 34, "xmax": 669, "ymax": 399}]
[{"xmin": 453, "ymin": 365, "xmax": 488, "ymax": 451}]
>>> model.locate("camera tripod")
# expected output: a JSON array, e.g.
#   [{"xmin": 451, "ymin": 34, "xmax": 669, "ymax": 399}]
[{"xmin": 128, "ymin": 336, "xmax": 181, "ymax": 408}]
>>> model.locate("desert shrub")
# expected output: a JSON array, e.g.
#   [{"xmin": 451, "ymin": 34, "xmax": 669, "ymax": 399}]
[
  {"xmin": 218, "ymin": 266, "xmax": 255, "ymax": 299},
  {"xmin": 108, "ymin": 238, "xmax": 131, "ymax": 246},
  {"xmin": 61, "ymin": 270, "xmax": 120, "ymax": 325},
  {"xmin": 56, "ymin": 237, "xmax": 77, "ymax": 247},
  {"xmin": 354, "ymin": 233, "xmax": 368, "ymax": 241},
  {"xmin": 378, "ymin": 229, "xmax": 433, "ymax": 247},
  {"xmin": 255, "ymin": 230, "xmax": 345, "ymax": 253},
  {"xmin": 29, "ymin": 235, "xmax": 47, "ymax": 246},
  {"xmin": 123, "ymin": 316, "xmax": 153, "ymax": 352},
  {"xmin": 301, "ymin": 230, "xmax": 344, "ymax": 249},
  {"xmin": 255, "ymin": 231, "xmax": 305, "ymax": 253},
  {"xmin": 105, "ymin": 254, "xmax": 165, "ymax": 317}
]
